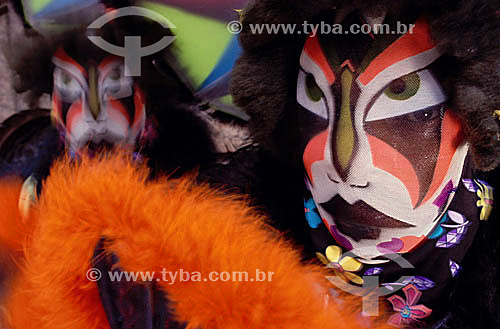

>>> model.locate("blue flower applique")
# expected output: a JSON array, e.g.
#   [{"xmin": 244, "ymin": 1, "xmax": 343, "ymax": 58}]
[{"xmin": 304, "ymin": 198, "xmax": 322, "ymax": 228}]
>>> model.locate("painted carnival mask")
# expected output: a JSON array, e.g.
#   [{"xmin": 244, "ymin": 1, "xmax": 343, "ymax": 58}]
[
  {"xmin": 299, "ymin": 15, "xmax": 469, "ymax": 260},
  {"xmin": 51, "ymin": 48, "xmax": 146, "ymax": 154}
]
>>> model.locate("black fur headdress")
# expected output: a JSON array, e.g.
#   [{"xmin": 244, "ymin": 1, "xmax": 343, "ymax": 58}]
[{"xmin": 231, "ymin": 0, "xmax": 500, "ymax": 171}]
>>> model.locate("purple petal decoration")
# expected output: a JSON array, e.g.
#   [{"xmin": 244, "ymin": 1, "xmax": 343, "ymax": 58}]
[
  {"xmin": 364, "ymin": 267, "xmax": 383, "ymax": 276},
  {"xmin": 449, "ymin": 260, "xmax": 461, "ymax": 278},
  {"xmin": 410, "ymin": 276, "xmax": 436, "ymax": 290},
  {"xmin": 433, "ymin": 180, "xmax": 455, "ymax": 208},
  {"xmin": 377, "ymin": 238, "xmax": 404, "ymax": 253},
  {"xmin": 436, "ymin": 226, "xmax": 469, "ymax": 248},
  {"xmin": 462, "ymin": 179, "xmax": 478, "ymax": 193},
  {"xmin": 329, "ymin": 225, "xmax": 353, "ymax": 250},
  {"xmin": 447, "ymin": 210, "xmax": 467, "ymax": 225},
  {"xmin": 383, "ymin": 276, "xmax": 434, "ymax": 291},
  {"xmin": 477, "ymin": 179, "xmax": 493, "ymax": 189},
  {"xmin": 435, "ymin": 211, "xmax": 470, "ymax": 248}
]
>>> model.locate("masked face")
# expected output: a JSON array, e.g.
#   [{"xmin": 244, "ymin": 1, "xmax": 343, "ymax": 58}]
[
  {"xmin": 51, "ymin": 48, "xmax": 146, "ymax": 154},
  {"xmin": 298, "ymin": 17, "xmax": 469, "ymax": 260}
]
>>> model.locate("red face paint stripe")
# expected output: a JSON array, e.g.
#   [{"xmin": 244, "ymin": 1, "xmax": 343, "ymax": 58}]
[
  {"xmin": 66, "ymin": 101, "xmax": 83, "ymax": 135},
  {"xmin": 367, "ymin": 134, "xmax": 420, "ymax": 208},
  {"xmin": 98, "ymin": 55, "xmax": 121, "ymax": 71},
  {"xmin": 421, "ymin": 110, "xmax": 463, "ymax": 204},
  {"xmin": 51, "ymin": 91, "xmax": 62, "ymax": 123},
  {"xmin": 133, "ymin": 86, "xmax": 145, "ymax": 127},
  {"xmin": 303, "ymin": 130, "xmax": 329, "ymax": 185},
  {"xmin": 304, "ymin": 36, "xmax": 336, "ymax": 85},
  {"xmin": 108, "ymin": 99, "xmax": 132, "ymax": 125},
  {"xmin": 359, "ymin": 18, "xmax": 435, "ymax": 85},
  {"xmin": 53, "ymin": 48, "xmax": 87, "ymax": 78},
  {"xmin": 340, "ymin": 60, "xmax": 355, "ymax": 72},
  {"xmin": 399, "ymin": 235, "xmax": 426, "ymax": 253}
]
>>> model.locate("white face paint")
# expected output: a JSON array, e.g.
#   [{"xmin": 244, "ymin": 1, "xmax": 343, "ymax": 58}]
[
  {"xmin": 51, "ymin": 49, "xmax": 146, "ymax": 155},
  {"xmin": 298, "ymin": 21, "xmax": 469, "ymax": 260}
]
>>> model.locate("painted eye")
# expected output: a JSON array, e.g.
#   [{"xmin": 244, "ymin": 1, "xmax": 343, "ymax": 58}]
[
  {"xmin": 384, "ymin": 72, "xmax": 420, "ymax": 101},
  {"xmin": 54, "ymin": 67, "xmax": 82, "ymax": 103},
  {"xmin": 306, "ymin": 73, "xmax": 323, "ymax": 102},
  {"xmin": 365, "ymin": 69, "xmax": 447, "ymax": 122},
  {"xmin": 406, "ymin": 105, "xmax": 443, "ymax": 122},
  {"xmin": 61, "ymin": 72, "xmax": 73, "ymax": 85},
  {"xmin": 101, "ymin": 64, "xmax": 133, "ymax": 99},
  {"xmin": 297, "ymin": 70, "xmax": 328, "ymax": 119},
  {"xmin": 109, "ymin": 68, "xmax": 121, "ymax": 81}
]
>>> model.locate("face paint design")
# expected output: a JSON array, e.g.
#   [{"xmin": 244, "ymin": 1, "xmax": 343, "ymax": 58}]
[
  {"xmin": 298, "ymin": 17, "xmax": 469, "ymax": 260},
  {"xmin": 51, "ymin": 48, "xmax": 146, "ymax": 154}
]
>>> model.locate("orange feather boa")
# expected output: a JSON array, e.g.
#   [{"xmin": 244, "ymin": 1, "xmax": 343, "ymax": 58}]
[{"xmin": 0, "ymin": 153, "xmax": 388, "ymax": 329}]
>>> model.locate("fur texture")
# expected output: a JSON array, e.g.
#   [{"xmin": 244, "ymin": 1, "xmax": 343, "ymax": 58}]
[
  {"xmin": 1, "ymin": 153, "xmax": 389, "ymax": 329},
  {"xmin": 231, "ymin": 0, "xmax": 500, "ymax": 170}
]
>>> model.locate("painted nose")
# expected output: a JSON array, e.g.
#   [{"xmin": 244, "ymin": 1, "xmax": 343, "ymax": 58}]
[
  {"xmin": 332, "ymin": 69, "xmax": 356, "ymax": 180},
  {"xmin": 88, "ymin": 65, "xmax": 101, "ymax": 120},
  {"xmin": 331, "ymin": 70, "xmax": 370, "ymax": 188}
]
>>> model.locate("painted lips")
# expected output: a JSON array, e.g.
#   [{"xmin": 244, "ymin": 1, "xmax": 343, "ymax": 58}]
[{"xmin": 321, "ymin": 196, "xmax": 414, "ymax": 241}]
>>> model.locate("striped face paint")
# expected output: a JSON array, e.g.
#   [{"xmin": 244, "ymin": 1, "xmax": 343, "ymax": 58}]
[
  {"xmin": 298, "ymin": 15, "xmax": 468, "ymax": 260},
  {"xmin": 51, "ymin": 48, "xmax": 146, "ymax": 154}
]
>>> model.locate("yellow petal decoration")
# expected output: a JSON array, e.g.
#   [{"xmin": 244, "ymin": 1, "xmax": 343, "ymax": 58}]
[
  {"xmin": 344, "ymin": 272, "xmax": 364, "ymax": 285},
  {"xmin": 336, "ymin": 272, "xmax": 348, "ymax": 283},
  {"xmin": 325, "ymin": 245, "xmax": 342, "ymax": 263},
  {"xmin": 476, "ymin": 181, "xmax": 494, "ymax": 221},
  {"xmin": 320, "ymin": 245, "xmax": 364, "ymax": 285},
  {"xmin": 316, "ymin": 252, "xmax": 330, "ymax": 265},
  {"xmin": 339, "ymin": 256, "xmax": 363, "ymax": 272}
]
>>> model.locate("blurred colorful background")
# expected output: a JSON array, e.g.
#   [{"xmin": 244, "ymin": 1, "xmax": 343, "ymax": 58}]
[{"xmin": 0, "ymin": 0, "xmax": 250, "ymax": 120}]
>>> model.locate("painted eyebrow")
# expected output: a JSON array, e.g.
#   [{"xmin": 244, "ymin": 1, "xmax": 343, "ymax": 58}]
[
  {"xmin": 97, "ymin": 56, "xmax": 124, "ymax": 85},
  {"xmin": 53, "ymin": 47, "xmax": 87, "ymax": 79},
  {"xmin": 303, "ymin": 35, "xmax": 336, "ymax": 85},
  {"xmin": 358, "ymin": 18, "xmax": 435, "ymax": 86},
  {"xmin": 98, "ymin": 55, "xmax": 122, "ymax": 71}
]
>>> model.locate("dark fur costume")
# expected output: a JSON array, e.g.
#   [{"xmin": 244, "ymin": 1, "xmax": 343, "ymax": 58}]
[{"xmin": 230, "ymin": 1, "xmax": 500, "ymax": 328}]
